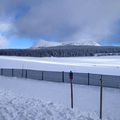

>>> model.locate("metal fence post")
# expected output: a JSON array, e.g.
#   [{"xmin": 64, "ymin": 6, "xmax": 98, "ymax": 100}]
[
  {"xmin": 42, "ymin": 71, "xmax": 44, "ymax": 80},
  {"xmin": 12, "ymin": 69, "xmax": 14, "ymax": 77},
  {"xmin": 26, "ymin": 69, "xmax": 27, "ymax": 78},
  {"xmin": 22, "ymin": 69, "xmax": 23, "ymax": 78},
  {"xmin": 1, "ymin": 68, "xmax": 3, "ymax": 76},
  {"xmin": 62, "ymin": 71, "xmax": 64, "ymax": 82},
  {"xmin": 69, "ymin": 71, "xmax": 74, "ymax": 108},
  {"xmin": 100, "ymin": 75, "xmax": 103, "ymax": 120},
  {"xmin": 88, "ymin": 73, "xmax": 90, "ymax": 85}
]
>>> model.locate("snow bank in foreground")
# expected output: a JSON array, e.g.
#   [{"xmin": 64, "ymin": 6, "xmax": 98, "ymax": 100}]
[{"xmin": 0, "ymin": 90, "xmax": 111, "ymax": 120}]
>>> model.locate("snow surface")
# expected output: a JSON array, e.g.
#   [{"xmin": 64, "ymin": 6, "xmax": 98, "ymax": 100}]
[
  {"xmin": 0, "ymin": 76, "xmax": 120, "ymax": 120},
  {"xmin": 62, "ymin": 40, "xmax": 101, "ymax": 46},
  {"xmin": 0, "ymin": 56, "xmax": 120, "ymax": 119},
  {"xmin": 0, "ymin": 56, "xmax": 120, "ymax": 75},
  {"xmin": 0, "ymin": 89, "xmax": 102, "ymax": 120}
]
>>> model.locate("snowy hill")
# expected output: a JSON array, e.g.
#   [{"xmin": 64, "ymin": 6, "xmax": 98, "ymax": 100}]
[
  {"xmin": 32, "ymin": 40, "xmax": 61, "ymax": 48},
  {"xmin": 62, "ymin": 40, "xmax": 101, "ymax": 46},
  {"xmin": 32, "ymin": 40, "xmax": 101, "ymax": 48}
]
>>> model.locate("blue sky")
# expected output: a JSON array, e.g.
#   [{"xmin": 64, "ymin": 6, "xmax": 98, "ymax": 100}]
[
  {"xmin": 8, "ymin": 37, "xmax": 34, "ymax": 49},
  {"xmin": 0, "ymin": 0, "xmax": 120, "ymax": 48}
]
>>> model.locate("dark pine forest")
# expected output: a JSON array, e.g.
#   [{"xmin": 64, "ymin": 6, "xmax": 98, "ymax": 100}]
[{"xmin": 0, "ymin": 45, "xmax": 120, "ymax": 57}]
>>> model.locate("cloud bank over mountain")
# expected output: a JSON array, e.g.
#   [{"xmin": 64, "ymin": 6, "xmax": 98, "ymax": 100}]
[
  {"xmin": 0, "ymin": 0, "xmax": 120, "ymax": 47},
  {"xmin": 32, "ymin": 39, "xmax": 101, "ymax": 48},
  {"xmin": 0, "ymin": 35, "xmax": 9, "ymax": 48}
]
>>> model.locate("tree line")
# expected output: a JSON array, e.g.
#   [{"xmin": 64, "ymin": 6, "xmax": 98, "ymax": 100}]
[{"xmin": 0, "ymin": 45, "xmax": 120, "ymax": 57}]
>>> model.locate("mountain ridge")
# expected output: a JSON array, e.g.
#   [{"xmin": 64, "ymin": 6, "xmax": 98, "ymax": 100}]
[{"xmin": 32, "ymin": 40, "xmax": 101, "ymax": 48}]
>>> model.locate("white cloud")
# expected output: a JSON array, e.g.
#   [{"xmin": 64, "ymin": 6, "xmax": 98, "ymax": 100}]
[
  {"xmin": 14, "ymin": 0, "xmax": 120, "ymax": 43},
  {"xmin": 0, "ymin": 21, "xmax": 14, "ymax": 33},
  {"xmin": 0, "ymin": 35, "xmax": 9, "ymax": 48},
  {"xmin": 1, "ymin": 0, "xmax": 120, "ymax": 44}
]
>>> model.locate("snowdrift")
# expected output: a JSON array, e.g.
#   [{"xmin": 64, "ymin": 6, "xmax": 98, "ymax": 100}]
[{"xmin": 0, "ymin": 90, "xmax": 111, "ymax": 120}]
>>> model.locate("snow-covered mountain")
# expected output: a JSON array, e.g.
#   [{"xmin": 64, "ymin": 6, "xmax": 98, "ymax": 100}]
[
  {"xmin": 62, "ymin": 40, "xmax": 101, "ymax": 46},
  {"xmin": 33, "ymin": 40, "xmax": 61, "ymax": 48},
  {"xmin": 32, "ymin": 39, "xmax": 101, "ymax": 48}
]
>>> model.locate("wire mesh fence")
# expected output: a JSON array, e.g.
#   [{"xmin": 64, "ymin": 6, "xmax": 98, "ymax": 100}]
[{"xmin": 0, "ymin": 68, "xmax": 120, "ymax": 88}]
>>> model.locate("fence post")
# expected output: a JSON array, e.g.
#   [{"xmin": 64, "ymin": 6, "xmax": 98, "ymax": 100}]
[
  {"xmin": 26, "ymin": 69, "xmax": 27, "ymax": 78},
  {"xmin": 88, "ymin": 73, "xmax": 90, "ymax": 85},
  {"xmin": 100, "ymin": 75, "xmax": 103, "ymax": 120},
  {"xmin": 69, "ymin": 71, "xmax": 74, "ymax": 108},
  {"xmin": 22, "ymin": 69, "xmax": 23, "ymax": 78},
  {"xmin": 42, "ymin": 71, "xmax": 44, "ymax": 80},
  {"xmin": 1, "ymin": 68, "xmax": 3, "ymax": 76},
  {"xmin": 62, "ymin": 71, "xmax": 64, "ymax": 82},
  {"xmin": 12, "ymin": 69, "xmax": 14, "ymax": 77}
]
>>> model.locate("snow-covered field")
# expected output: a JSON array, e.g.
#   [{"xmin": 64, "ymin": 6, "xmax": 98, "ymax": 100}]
[
  {"xmin": 0, "ymin": 89, "xmax": 100, "ymax": 120},
  {"xmin": 0, "ymin": 76, "xmax": 120, "ymax": 120},
  {"xmin": 0, "ymin": 56, "xmax": 120, "ymax": 119},
  {"xmin": 0, "ymin": 56, "xmax": 120, "ymax": 75}
]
